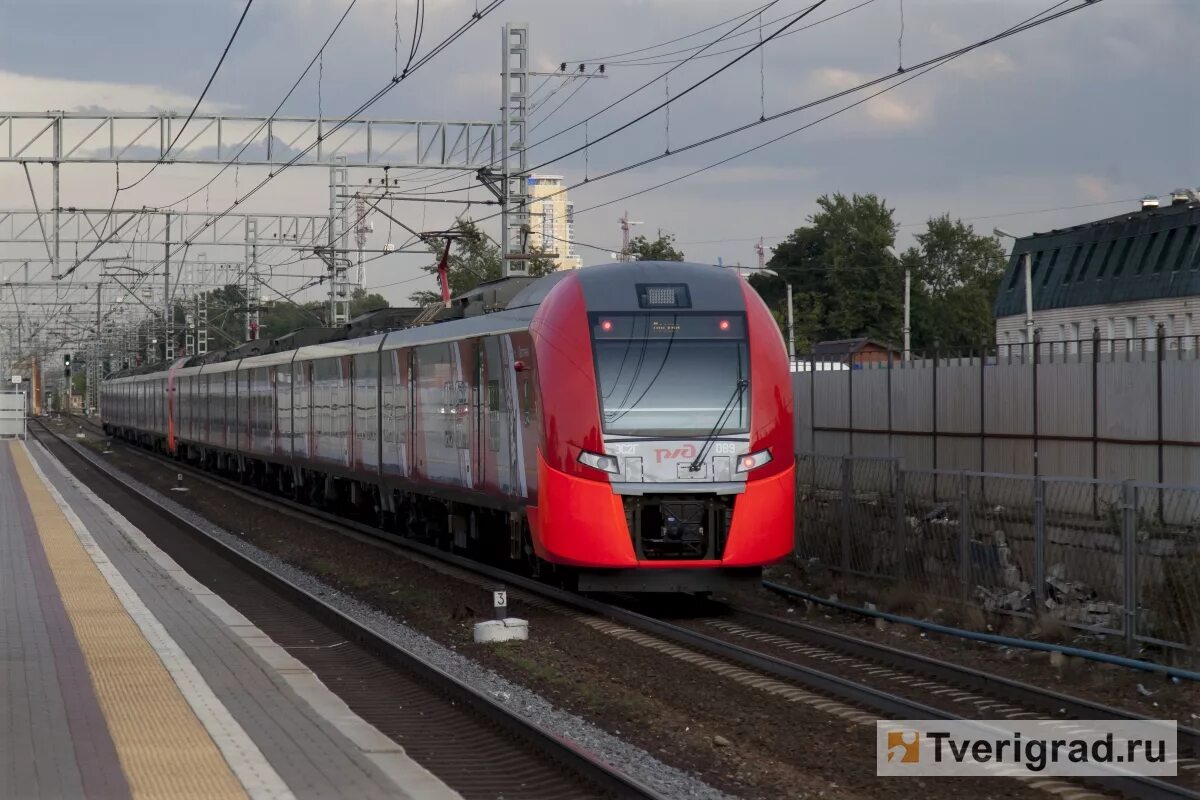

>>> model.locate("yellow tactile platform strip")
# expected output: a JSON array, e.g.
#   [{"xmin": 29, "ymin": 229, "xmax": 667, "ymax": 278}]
[{"xmin": 10, "ymin": 441, "xmax": 248, "ymax": 800}]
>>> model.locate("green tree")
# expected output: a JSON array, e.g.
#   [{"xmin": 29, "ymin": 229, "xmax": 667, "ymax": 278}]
[
  {"xmin": 408, "ymin": 220, "xmax": 556, "ymax": 305},
  {"xmin": 903, "ymin": 215, "xmax": 1007, "ymax": 350},
  {"xmin": 749, "ymin": 193, "xmax": 901, "ymax": 347},
  {"xmin": 627, "ymin": 232, "xmax": 685, "ymax": 261},
  {"xmin": 258, "ymin": 300, "xmax": 316, "ymax": 339},
  {"xmin": 813, "ymin": 193, "xmax": 902, "ymax": 341},
  {"xmin": 349, "ymin": 287, "xmax": 389, "ymax": 317}
]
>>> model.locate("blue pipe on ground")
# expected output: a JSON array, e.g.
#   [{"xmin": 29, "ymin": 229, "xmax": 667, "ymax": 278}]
[{"xmin": 762, "ymin": 580, "xmax": 1200, "ymax": 683}]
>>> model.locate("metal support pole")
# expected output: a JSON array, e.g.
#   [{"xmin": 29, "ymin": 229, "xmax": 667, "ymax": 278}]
[
  {"xmin": 931, "ymin": 343, "xmax": 939, "ymax": 499},
  {"xmin": 165, "ymin": 214, "xmax": 175, "ymax": 361},
  {"xmin": 979, "ymin": 335, "xmax": 986, "ymax": 476},
  {"xmin": 245, "ymin": 218, "xmax": 258, "ymax": 340},
  {"xmin": 786, "ymin": 281, "xmax": 795, "ymax": 360},
  {"xmin": 1023, "ymin": 251, "xmax": 1034, "ymax": 348},
  {"xmin": 327, "ymin": 157, "xmax": 350, "ymax": 325},
  {"xmin": 1121, "ymin": 480, "xmax": 1137, "ymax": 654},
  {"xmin": 886, "ymin": 347, "xmax": 894, "ymax": 458},
  {"xmin": 1156, "ymin": 322, "xmax": 1165, "ymax": 522},
  {"xmin": 1033, "ymin": 476, "xmax": 1046, "ymax": 614},
  {"xmin": 1032, "ymin": 329, "xmax": 1040, "ymax": 476},
  {"xmin": 958, "ymin": 471, "xmax": 971, "ymax": 599},
  {"xmin": 1092, "ymin": 325, "xmax": 1101, "ymax": 518},
  {"xmin": 198, "ymin": 292, "xmax": 208, "ymax": 355},
  {"xmin": 846, "ymin": 350, "xmax": 853, "ymax": 455},
  {"xmin": 52, "ymin": 115, "xmax": 61, "ymax": 280},
  {"xmin": 893, "ymin": 463, "xmax": 907, "ymax": 579},
  {"xmin": 92, "ymin": 283, "xmax": 101, "ymax": 414},
  {"xmin": 840, "ymin": 457, "xmax": 852, "ymax": 573},
  {"xmin": 500, "ymin": 22, "xmax": 530, "ymax": 277},
  {"xmin": 902, "ymin": 267, "xmax": 911, "ymax": 361},
  {"xmin": 809, "ymin": 350, "xmax": 816, "ymax": 453}
]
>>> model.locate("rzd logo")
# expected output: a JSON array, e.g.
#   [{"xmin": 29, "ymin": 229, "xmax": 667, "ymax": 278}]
[
  {"xmin": 887, "ymin": 731, "xmax": 920, "ymax": 764},
  {"xmin": 654, "ymin": 445, "xmax": 697, "ymax": 463}
]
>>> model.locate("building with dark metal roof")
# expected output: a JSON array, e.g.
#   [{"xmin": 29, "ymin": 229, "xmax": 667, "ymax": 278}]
[{"xmin": 993, "ymin": 192, "xmax": 1200, "ymax": 350}]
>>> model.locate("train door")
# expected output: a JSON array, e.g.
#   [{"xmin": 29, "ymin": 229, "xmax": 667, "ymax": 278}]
[
  {"xmin": 380, "ymin": 349, "xmax": 409, "ymax": 477},
  {"xmin": 275, "ymin": 364, "xmax": 290, "ymax": 459},
  {"xmin": 205, "ymin": 375, "xmax": 211, "ymax": 445},
  {"xmin": 472, "ymin": 340, "xmax": 484, "ymax": 490},
  {"xmin": 223, "ymin": 372, "xmax": 231, "ymax": 447},
  {"xmin": 414, "ymin": 342, "xmax": 469, "ymax": 487},
  {"xmin": 510, "ymin": 333, "xmax": 537, "ymax": 500},
  {"xmin": 352, "ymin": 352, "xmax": 379, "ymax": 473},
  {"xmin": 341, "ymin": 356, "xmax": 353, "ymax": 468},
  {"xmin": 485, "ymin": 335, "xmax": 524, "ymax": 497},
  {"xmin": 293, "ymin": 361, "xmax": 311, "ymax": 460}
]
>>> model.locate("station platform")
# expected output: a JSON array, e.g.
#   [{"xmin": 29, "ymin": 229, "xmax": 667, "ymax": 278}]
[{"xmin": 0, "ymin": 439, "xmax": 461, "ymax": 800}]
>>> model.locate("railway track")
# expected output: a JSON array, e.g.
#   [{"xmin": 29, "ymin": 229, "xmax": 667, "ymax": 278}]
[
  {"xmin": 31, "ymin": 419, "xmax": 664, "ymax": 800},
  {"xmin": 58, "ymin": 415, "xmax": 1199, "ymax": 800},
  {"xmin": 716, "ymin": 593, "xmax": 1200, "ymax": 753}
]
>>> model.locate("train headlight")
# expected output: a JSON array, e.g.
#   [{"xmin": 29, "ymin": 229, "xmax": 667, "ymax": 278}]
[
  {"xmin": 736, "ymin": 449, "xmax": 772, "ymax": 473},
  {"xmin": 578, "ymin": 450, "xmax": 620, "ymax": 475}
]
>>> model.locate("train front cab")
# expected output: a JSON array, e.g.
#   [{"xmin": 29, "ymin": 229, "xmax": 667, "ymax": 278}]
[{"xmin": 528, "ymin": 262, "xmax": 794, "ymax": 593}]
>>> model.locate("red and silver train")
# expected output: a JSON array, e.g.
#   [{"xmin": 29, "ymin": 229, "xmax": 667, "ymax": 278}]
[{"xmin": 101, "ymin": 261, "xmax": 794, "ymax": 592}]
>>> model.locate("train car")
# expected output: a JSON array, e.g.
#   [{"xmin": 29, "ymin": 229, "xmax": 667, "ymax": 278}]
[{"xmin": 101, "ymin": 261, "xmax": 794, "ymax": 592}]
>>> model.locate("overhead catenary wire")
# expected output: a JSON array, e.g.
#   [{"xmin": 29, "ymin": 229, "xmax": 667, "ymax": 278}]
[
  {"xmin": 389, "ymin": 0, "xmax": 885, "ymax": 204},
  {"xmin": 157, "ymin": 0, "xmax": 363, "ymax": 211},
  {"xmin": 527, "ymin": 68, "xmax": 601, "ymax": 136},
  {"xmin": 528, "ymin": 0, "xmax": 821, "ymax": 168},
  {"xmin": 462, "ymin": 0, "xmax": 1096, "ymax": 235},
  {"xmin": 119, "ymin": 0, "xmax": 257, "ymax": 193},
  {"xmin": 569, "ymin": 0, "xmax": 1089, "ymax": 217},
  {"xmin": 62, "ymin": 0, "xmax": 508, "ymax": 291},
  {"xmin": 383, "ymin": 0, "xmax": 833, "ymax": 199},
  {"xmin": 590, "ymin": 0, "xmax": 877, "ymax": 68},
  {"xmin": 564, "ymin": 1, "xmax": 774, "ymax": 64}
]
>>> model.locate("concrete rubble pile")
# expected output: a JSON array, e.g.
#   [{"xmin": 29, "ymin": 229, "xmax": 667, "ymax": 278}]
[{"xmin": 972, "ymin": 529, "xmax": 1123, "ymax": 629}]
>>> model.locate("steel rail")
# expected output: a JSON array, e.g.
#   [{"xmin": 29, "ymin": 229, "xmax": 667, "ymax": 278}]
[{"xmin": 717, "ymin": 600, "xmax": 1200, "ymax": 754}]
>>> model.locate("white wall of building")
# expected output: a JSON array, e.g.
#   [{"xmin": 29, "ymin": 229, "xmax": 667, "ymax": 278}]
[{"xmin": 996, "ymin": 295, "xmax": 1199, "ymax": 352}]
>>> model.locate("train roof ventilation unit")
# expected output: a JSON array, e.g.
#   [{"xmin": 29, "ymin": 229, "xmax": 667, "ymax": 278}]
[
  {"xmin": 1141, "ymin": 195, "xmax": 1160, "ymax": 211},
  {"xmin": 344, "ymin": 307, "xmax": 423, "ymax": 337}
]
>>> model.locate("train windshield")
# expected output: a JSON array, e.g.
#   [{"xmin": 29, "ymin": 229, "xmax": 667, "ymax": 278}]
[{"xmin": 591, "ymin": 313, "xmax": 750, "ymax": 438}]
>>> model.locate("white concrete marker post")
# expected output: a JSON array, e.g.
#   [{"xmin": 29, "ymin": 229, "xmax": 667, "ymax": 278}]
[
  {"xmin": 473, "ymin": 585, "xmax": 528, "ymax": 643},
  {"xmin": 171, "ymin": 472, "xmax": 189, "ymax": 492}
]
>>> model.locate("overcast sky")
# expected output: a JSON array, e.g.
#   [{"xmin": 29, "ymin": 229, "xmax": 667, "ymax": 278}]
[{"xmin": 1, "ymin": 0, "xmax": 1196, "ymax": 311}]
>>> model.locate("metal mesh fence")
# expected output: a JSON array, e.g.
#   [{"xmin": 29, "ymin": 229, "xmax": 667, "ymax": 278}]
[
  {"xmin": 794, "ymin": 455, "xmax": 1200, "ymax": 655},
  {"xmin": 1135, "ymin": 486, "xmax": 1200, "ymax": 649}
]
